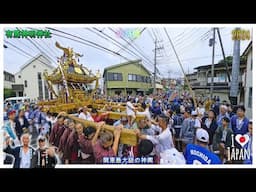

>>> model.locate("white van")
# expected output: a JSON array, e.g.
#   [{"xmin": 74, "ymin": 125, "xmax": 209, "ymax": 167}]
[{"xmin": 4, "ymin": 96, "xmax": 30, "ymax": 105}]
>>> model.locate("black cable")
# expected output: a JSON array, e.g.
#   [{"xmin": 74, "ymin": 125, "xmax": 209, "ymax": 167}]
[{"xmin": 47, "ymin": 27, "xmax": 131, "ymax": 61}]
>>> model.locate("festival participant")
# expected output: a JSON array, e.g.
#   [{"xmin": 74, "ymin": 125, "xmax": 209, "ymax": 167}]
[
  {"xmin": 4, "ymin": 133, "xmax": 35, "ymax": 168},
  {"xmin": 201, "ymin": 110, "xmax": 218, "ymax": 148},
  {"xmin": 136, "ymin": 114, "xmax": 174, "ymax": 156},
  {"xmin": 31, "ymin": 136, "xmax": 58, "ymax": 168},
  {"xmin": 14, "ymin": 110, "xmax": 29, "ymax": 140},
  {"xmin": 136, "ymin": 103, "xmax": 151, "ymax": 120},
  {"xmin": 31, "ymin": 106, "xmax": 44, "ymax": 134},
  {"xmin": 172, "ymin": 108, "xmax": 184, "ymax": 139},
  {"xmin": 217, "ymin": 105, "xmax": 230, "ymax": 127},
  {"xmin": 180, "ymin": 108, "xmax": 195, "ymax": 151},
  {"xmin": 197, "ymin": 101, "xmax": 205, "ymax": 119},
  {"xmin": 212, "ymin": 117, "xmax": 233, "ymax": 162},
  {"xmin": 77, "ymin": 123, "xmax": 104, "ymax": 164},
  {"xmin": 78, "ymin": 106, "xmax": 94, "ymax": 121},
  {"xmin": 133, "ymin": 139, "xmax": 160, "ymax": 164},
  {"xmin": 90, "ymin": 108, "xmax": 109, "ymax": 123},
  {"xmin": 49, "ymin": 115, "xmax": 65, "ymax": 148},
  {"xmin": 191, "ymin": 111, "xmax": 201, "ymax": 128},
  {"xmin": 126, "ymin": 97, "xmax": 136, "ymax": 126},
  {"xmin": 58, "ymin": 120, "xmax": 75, "ymax": 163},
  {"xmin": 92, "ymin": 124, "xmax": 122, "ymax": 164},
  {"xmin": 244, "ymin": 120, "xmax": 252, "ymax": 164},
  {"xmin": 230, "ymin": 105, "xmax": 249, "ymax": 148},
  {"xmin": 4, "ymin": 110, "xmax": 20, "ymax": 146},
  {"xmin": 64, "ymin": 123, "xmax": 84, "ymax": 164},
  {"xmin": 184, "ymin": 129, "xmax": 221, "ymax": 164}
]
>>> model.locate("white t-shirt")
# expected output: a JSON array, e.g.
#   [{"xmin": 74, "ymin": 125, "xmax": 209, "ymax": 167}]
[
  {"xmin": 25, "ymin": 111, "xmax": 30, "ymax": 120},
  {"xmin": 197, "ymin": 107, "xmax": 205, "ymax": 116},
  {"xmin": 192, "ymin": 118, "xmax": 201, "ymax": 128},
  {"xmin": 126, "ymin": 101, "xmax": 135, "ymax": 116},
  {"xmin": 78, "ymin": 112, "xmax": 94, "ymax": 122},
  {"xmin": 160, "ymin": 148, "xmax": 186, "ymax": 164},
  {"xmin": 136, "ymin": 108, "xmax": 151, "ymax": 120},
  {"xmin": 146, "ymin": 128, "xmax": 174, "ymax": 155},
  {"xmin": 19, "ymin": 118, "xmax": 24, "ymax": 126},
  {"xmin": 20, "ymin": 148, "xmax": 31, "ymax": 168}
]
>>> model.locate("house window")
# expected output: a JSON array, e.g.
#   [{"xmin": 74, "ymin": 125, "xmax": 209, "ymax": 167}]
[
  {"xmin": 24, "ymin": 80, "xmax": 27, "ymax": 87},
  {"xmin": 113, "ymin": 73, "xmax": 118, "ymax": 81},
  {"xmin": 136, "ymin": 75, "xmax": 142, "ymax": 82},
  {"xmin": 38, "ymin": 72, "xmax": 43, "ymax": 100},
  {"xmin": 132, "ymin": 74, "xmax": 136, "ymax": 81},
  {"xmin": 128, "ymin": 74, "xmax": 133, "ymax": 81},
  {"xmin": 128, "ymin": 74, "xmax": 150, "ymax": 83},
  {"xmin": 44, "ymin": 82, "xmax": 49, "ymax": 99},
  {"xmin": 248, "ymin": 87, "xmax": 252, "ymax": 108},
  {"xmin": 33, "ymin": 65, "xmax": 36, "ymax": 68},
  {"xmin": 18, "ymin": 75, "xmax": 21, "ymax": 78},
  {"xmin": 107, "ymin": 72, "xmax": 123, "ymax": 81}
]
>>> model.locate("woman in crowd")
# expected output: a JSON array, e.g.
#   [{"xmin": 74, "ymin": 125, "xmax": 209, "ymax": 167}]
[
  {"xmin": 201, "ymin": 110, "xmax": 218, "ymax": 149},
  {"xmin": 15, "ymin": 109, "xmax": 29, "ymax": 140}
]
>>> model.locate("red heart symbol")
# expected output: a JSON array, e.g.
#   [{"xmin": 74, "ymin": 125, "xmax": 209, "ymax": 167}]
[
  {"xmin": 235, "ymin": 134, "xmax": 249, "ymax": 147},
  {"xmin": 239, "ymin": 136, "xmax": 245, "ymax": 143}
]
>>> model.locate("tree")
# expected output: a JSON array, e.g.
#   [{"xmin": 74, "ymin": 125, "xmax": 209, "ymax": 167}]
[
  {"xmin": 183, "ymin": 84, "xmax": 189, "ymax": 91},
  {"xmin": 4, "ymin": 88, "xmax": 16, "ymax": 99},
  {"xmin": 146, "ymin": 88, "xmax": 153, "ymax": 95},
  {"xmin": 218, "ymin": 56, "xmax": 246, "ymax": 65}
]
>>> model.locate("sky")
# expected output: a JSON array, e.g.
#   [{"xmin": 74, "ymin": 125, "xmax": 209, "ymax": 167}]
[{"xmin": 3, "ymin": 26, "xmax": 252, "ymax": 79}]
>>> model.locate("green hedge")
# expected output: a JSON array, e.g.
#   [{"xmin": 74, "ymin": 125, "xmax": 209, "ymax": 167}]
[{"xmin": 4, "ymin": 88, "xmax": 16, "ymax": 99}]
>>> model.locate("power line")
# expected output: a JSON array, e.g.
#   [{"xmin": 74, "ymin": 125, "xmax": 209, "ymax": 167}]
[
  {"xmin": 4, "ymin": 40, "xmax": 55, "ymax": 67},
  {"xmin": 175, "ymin": 30, "xmax": 211, "ymax": 54},
  {"xmin": 39, "ymin": 38, "xmax": 60, "ymax": 57},
  {"xmin": 117, "ymin": 27, "xmax": 146, "ymax": 53},
  {"xmin": 157, "ymin": 54, "xmax": 223, "ymax": 64},
  {"xmin": 87, "ymin": 28, "xmax": 139, "ymax": 60},
  {"xmin": 27, "ymin": 38, "xmax": 58, "ymax": 65},
  {"xmin": 5, "ymin": 44, "xmax": 31, "ymax": 59},
  {"xmin": 163, "ymin": 28, "xmax": 207, "ymax": 57},
  {"xmin": 47, "ymin": 27, "xmax": 132, "ymax": 61},
  {"xmin": 147, "ymin": 30, "xmax": 155, "ymax": 43},
  {"xmin": 173, "ymin": 28, "xmax": 197, "ymax": 45},
  {"xmin": 94, "ymin": 27, "xmax": 154, "ymax": 70},
  {"xmin": 108, "ymin": 27, "xmax": 154, "ymax": 66},
  {"xmin": 15, "ymin": 39, "xmax": 38, "ymax": 55},
  {"xmin": 174, "ymin": 28, "xmax": 205, "ymax": 49}
]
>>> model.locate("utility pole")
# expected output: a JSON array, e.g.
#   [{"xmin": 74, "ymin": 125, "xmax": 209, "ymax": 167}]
[
  {"xmin": 216, "ymin": 28, "xmax": 231, "ymax": 82},
  {"xmin": 153, "ymin": 39, "xmax": 163, "ymax": 95},
  {"xmin": 210, "ymin": 28, "xmax": 216, "ymax": 99},
  {"xmin": 153, "ymin": 40, "xmax": 157, "ymax": 95},
  {"xmin": 229, "ymin": 27, "xmax": 241, "ymax": 105}
]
